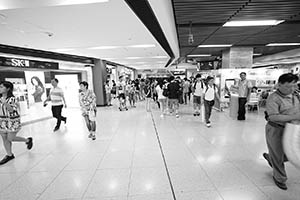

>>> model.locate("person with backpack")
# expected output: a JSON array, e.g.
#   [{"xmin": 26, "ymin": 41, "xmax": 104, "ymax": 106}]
[
  {"xmin": 204, "ymin": 76, "xmax": 220, "ymax": 127},
  {"xmin": 167, "ymin": 76, "xmax": 181, "ymax": 118},
  {"xmin": 192, "ymin": 74, "xmax": 206, "ymax": 116}
]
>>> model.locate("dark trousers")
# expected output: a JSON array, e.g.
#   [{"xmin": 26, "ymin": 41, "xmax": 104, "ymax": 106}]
[
  {"xmin": 51, "ymin": 105, "xmax": 66, "ymax": 128},
  {"xmin": 238, "ymin": 97, "xmax": 247, "ymax": 120},
  {"xmin": 204, "ymin": 100, "xmax": 214, "ymax": 123},
  {"xmin": 265, "ymin": 123, "xmax": 288, "ymax": 183}
]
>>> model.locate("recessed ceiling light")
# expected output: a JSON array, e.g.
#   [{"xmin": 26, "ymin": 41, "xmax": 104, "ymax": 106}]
[
  {"xmin": 198, "ymin": 44, "xmax": 232, "ymax": 48},
  {"xmin": 223, "ymin": 20, "xmax": 284, "ymax": 27},
  {"xmin": 187, "ymin": 54, "xmax": 211, "ymax": 57},
  {"xmin": 266, "ymin": 43, "xmax": 300, "ymax": 46},
  {"xmin": 128, "ymin": 44, "xmax": 156, "ymax": 48}
]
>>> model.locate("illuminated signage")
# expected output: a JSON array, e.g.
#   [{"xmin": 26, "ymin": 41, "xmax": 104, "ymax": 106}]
[{"xmin": 0, "ymin": 56, "xmax": 59, "ymax": 70}]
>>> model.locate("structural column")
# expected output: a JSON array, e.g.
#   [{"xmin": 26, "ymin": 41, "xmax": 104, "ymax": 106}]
[
  {"xmin": 92, "ymin": 59, "xmax": 107, "ymax": 106},
  {"xmin": 222, "ymin": 47, "xmax": 253, "ymax": 69}
]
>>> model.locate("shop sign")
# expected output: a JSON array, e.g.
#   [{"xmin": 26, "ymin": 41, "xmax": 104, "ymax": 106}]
[{"xmin": 0, "ymin": 56, "xmax": 59, "ymax": 70}]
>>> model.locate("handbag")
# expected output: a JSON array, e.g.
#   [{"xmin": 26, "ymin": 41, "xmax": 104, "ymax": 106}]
[
  {"xmin": 88, "ymin": 107, "xmax": 96, "ymax": 121},
  {"xmin": 283, "ymin": 123, "xmax": 300, "ymax": 170}
]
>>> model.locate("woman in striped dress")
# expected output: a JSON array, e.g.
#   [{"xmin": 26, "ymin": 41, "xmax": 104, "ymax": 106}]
[{"xmin": 0, "ymin": 81, "xmax": 33, "ymax": 165}]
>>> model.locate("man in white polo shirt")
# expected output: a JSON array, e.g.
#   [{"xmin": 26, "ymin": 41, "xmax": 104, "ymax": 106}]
[
  {"xmin": 44, "ymin": 78, "xmax": 67, "ymax": 132},
  {"xmin": 204, "ymin": 76, "xmax": 220, "ymax": 127}
]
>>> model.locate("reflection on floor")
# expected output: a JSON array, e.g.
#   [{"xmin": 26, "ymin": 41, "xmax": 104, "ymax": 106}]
[{"xmin": 0, "ymin": 100, "xmax": 299, "ymax": 200}]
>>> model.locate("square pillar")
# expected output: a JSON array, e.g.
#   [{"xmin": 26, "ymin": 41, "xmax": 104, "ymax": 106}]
[{"xmin": 222, "ymin": 47, "xmax": 253, "ymax": 69}]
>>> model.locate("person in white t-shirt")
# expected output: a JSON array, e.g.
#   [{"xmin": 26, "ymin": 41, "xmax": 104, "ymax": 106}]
[
  {"xmin": 44, "ymin": 78, "xmax": 67, "ymax": 132},
  {"xmin": 156, "ymin": 80, "xmax": 167, "ymax": 117},
  {"xmin": 204, "ymin": 76, "xmax": 220, "ymax": 127},
  {"xmin": 192, "ymin": 74, "xmax": 206, "ymax": 116}
]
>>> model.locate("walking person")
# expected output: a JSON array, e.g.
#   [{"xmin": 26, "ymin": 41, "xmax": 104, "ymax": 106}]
[
  {"xmin": 44, "ymin": 78, "xmax": 67, "ymax": 132},
  {"xmin": 192, "ymin": 74, "xmax": 206, "ymax": 116},
  {"xmin": 203, "ymin": 76, "xmax": 220, "ymax": 127},
  {"xmin": 144, "ymin": 79, "xmax": 151, "ymax": 112},
  {"xmin": 128, "ymin": 81, "xmax": 136, "ymax": 107},
  {"xmin": 156, "ymin": 80, "xmax": 167, "ymax": 117},
  {"xmin": 183, "ymin": 78, "xmax": 190, "ymax": 104},
  {"xmin": 263, "ymin": 73, "xmax": 300, "ymax": 190},
  {"xmin": 231, "ymin": 72, "xmax": 252, "ymax": 120},
  {"xmin": 79, "ymin": 81, "xmax": 97, "ymax": 140},
  {"xmin": 167, "ymin": 76, "xmax": 180, "ymax": 118},
  {"xmin": 0, "ymin": 81, "xmax": 33, "ymax": 165},
  {"xmin": 105, "ymin": 80, "xmax": 112, "ymax": 106}
]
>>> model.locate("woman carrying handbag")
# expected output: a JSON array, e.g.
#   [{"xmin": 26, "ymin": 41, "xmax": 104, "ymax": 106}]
[{"xmin": 79, "ymin": 81, "xmax": 97, "ymax": 140}]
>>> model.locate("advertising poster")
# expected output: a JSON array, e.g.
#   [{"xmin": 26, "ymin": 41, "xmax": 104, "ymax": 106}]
[{"xmin": 24, "ymin": 71, "xmax": 46, "ymax": 105}]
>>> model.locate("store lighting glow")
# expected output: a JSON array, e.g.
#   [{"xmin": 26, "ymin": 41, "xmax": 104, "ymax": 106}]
[
  {"xmin": 253, "ymin": 53, "xmax": 262, "ymax": 56},
  {"xmin": 266, "ymin": 43, "xmax": 300, "ymax": 46},
  {"xmin": 198, "ymin": 44, "xmax": 232, "ymax": 48},
  {"xmin": 88, "ymin": 46, "xmax": 120, "ymax": 50},
  {"xmin": 187, "ymin": 54, "xmax": 211, "ymax": 57},
  {"xmin": 128, "ymin": 44, "xmax": 156, "ymax": 48},
  {"xmin": 223, "ymin": 20, "xmax": 284, "ymax": 27}
]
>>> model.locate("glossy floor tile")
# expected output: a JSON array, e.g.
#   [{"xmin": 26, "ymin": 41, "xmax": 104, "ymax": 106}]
[{"xmin": 0, "ymin": 101, "xmax": 299, "ymax": 200}]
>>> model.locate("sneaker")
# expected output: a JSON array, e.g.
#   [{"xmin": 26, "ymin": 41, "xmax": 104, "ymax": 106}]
[
  {"xmin": 26, "ymin": 137, "xmax": 33, "ymax": 150},
  {"xmin": 206, "ymin": 123, "xmax": 211, "ymax": 127},
  {"xmin": 88, "ymin": 133, "xmax": 93, "ymax": 138},
  {"xmin": 0, "ymin": 154, "xmax": 15, "ymax": 165},
  {"xmin": 91, "ymin": 134, "xmax": 96, "ymax": 140},
  {"xmin": 53, "ymin": 127, "xmax": 59, "ymax": 132},
  {"xmin": 263, "ymin": 153, "xmax": 272, "ymax": 168},
  {"xmin": 273, "ymin": 176, "xmax": 287, "ymax": 190}
]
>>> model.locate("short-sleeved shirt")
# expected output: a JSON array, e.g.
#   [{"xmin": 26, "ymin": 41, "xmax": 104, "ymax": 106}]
[
  {"xmin": 266, "ymin": 90, "xmax": 300, "ymax": 126},
  {"xmin": 50, "ymin": 87, "xmax": 64, "ymax": 106},
  {"xmin": 237, "ymin": 79, "xmax": 252, "ymax": 97},
  {"xmin": 205, "ymin": 85, "xmax": 218, "ymax": 101},
  {"xmin": 194, "ymin": 81, "xmax": 206, "ymax": 97}
]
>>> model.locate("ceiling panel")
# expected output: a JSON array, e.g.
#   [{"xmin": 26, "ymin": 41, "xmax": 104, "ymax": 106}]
[{"xmin": 173, "ymin": 0, "xmax": 300, "ymax": 63}]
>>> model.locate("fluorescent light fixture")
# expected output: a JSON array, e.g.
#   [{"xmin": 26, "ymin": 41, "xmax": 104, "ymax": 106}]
[
  {"xmin": 125, "ymin": 57, "xmax": 144, "ymax": 59},
  {"xmin": 187, "ymin": 54, "xmax": 211, "ymax": 57},
  {"xmin": 62, "ymin": 0, "xmax": 109, "ymax": 5},
  {"xmin": 253, "ymin": 53, "xmax": 262, "ymax": 56},
  {"xmin": 128, "ymin": 44, "xmax": 156, "ymax": 48},
  {"xmin": 198, "ymin": 44, "xmax": 232, "ymax": 48},
  {"xmin": 88, "ymin": 46, "xmax": 120, "ymax": 50},
  {"xmin": 151, "ymin": 56, "xmax": 168, "ymax": 59},
  {"xmin": 54, "ymin": 48, "xmax": 75, "ymax": 52},
  {"xmin": 223, "ymin": 20, "xmax": 284, "ymax": 27},
  {"xmin": 266, "ymin": 43, "xmax": 300, "ymax": 46}
]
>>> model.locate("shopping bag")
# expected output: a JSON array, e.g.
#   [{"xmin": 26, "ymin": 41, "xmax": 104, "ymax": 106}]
[
  {"xmin": 88, "ymin": 109, "xmax": 96, "ymax": 122},
  {"xmin": 201, "ymin": 104, "xmax": 205, "ymax": 123},
  {"xmin": 283, "ymin": 123, "xmax": 300, "ymax": 170}
]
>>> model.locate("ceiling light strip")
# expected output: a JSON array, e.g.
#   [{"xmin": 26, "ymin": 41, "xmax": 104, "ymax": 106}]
[{"xmin": 223, "ymin": 20, "xmax": 284, "ymax": 27}]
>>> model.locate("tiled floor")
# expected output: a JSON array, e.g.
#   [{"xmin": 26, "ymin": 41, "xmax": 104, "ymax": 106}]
[{"xmin": 0, "ymin": 99, "xmax": 300, "ymax": 200}]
